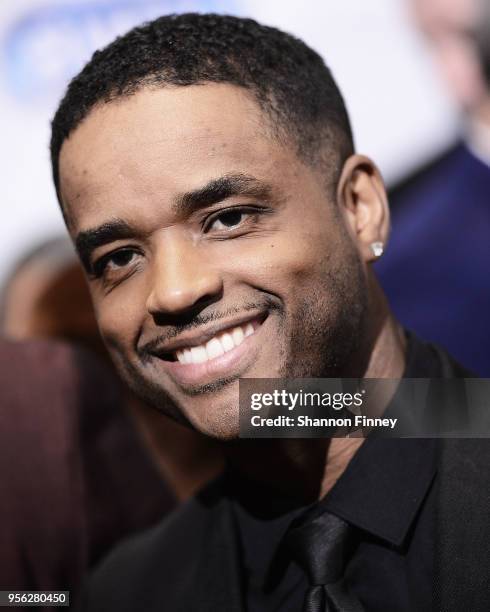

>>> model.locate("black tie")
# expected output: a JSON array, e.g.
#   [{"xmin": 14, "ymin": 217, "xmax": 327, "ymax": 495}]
[{"xmin": 284, "ymin": 511, "xmax": 364, "ymax": 612}]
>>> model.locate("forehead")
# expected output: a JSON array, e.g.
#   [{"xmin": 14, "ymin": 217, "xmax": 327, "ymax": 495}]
[{"xmin": 59, "ymin": 84, "xmax": 317, "ymax": 232}]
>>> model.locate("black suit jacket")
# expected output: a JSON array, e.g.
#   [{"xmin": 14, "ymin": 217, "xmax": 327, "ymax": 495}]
[{"xmin": 79, "ymin": 436, "xmax": 490, "ymax": 612}]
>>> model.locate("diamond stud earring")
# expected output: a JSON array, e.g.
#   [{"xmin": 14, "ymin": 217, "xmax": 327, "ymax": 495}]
[{"xmin": 370, "ymin": 241, "xmax": 384, "ymax": 257}]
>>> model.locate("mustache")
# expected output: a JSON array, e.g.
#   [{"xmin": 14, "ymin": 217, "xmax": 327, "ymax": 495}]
[{"xmin": 137, "ymin": 297, "xmax": 281, "ymax": 360}]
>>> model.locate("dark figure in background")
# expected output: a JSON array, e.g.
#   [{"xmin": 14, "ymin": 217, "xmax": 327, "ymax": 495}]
[
  {"xmin": 0, "ymin": 339, "xmax": 173, "ymax": 602},
  {"xmin": 51, "ymin": 13, "xmax": 490, "ymax": 612},
  {"xmin": 0, "ymin": 238, "xmax": 102, "ymax": 351},
  {"xmin": 377, "ymin": 0, "xmax": 490, "ymax": 376}
]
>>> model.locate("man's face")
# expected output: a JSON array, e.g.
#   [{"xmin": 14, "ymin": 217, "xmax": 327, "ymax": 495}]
[{"xmin": 59, "ymin": 84, "xmax": 367, "ymax": 438}]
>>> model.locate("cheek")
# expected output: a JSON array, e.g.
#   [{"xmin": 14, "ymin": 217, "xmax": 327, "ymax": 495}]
[
  {"xmin": 91, "ymin": 285, "xmax": 145, "ymax": 352},
  {"xmin": 217, "ymin": 224, "xmax": 341, "ymax": 291}
]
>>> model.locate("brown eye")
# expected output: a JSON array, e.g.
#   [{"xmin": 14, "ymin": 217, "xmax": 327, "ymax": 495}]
[
  {"xmin": 208, "ymin": 210, "xmax": 247, "ymax": 231},
  {"xmin": 93, "ymin": 248, "xmax": 138, "ymax": 277},
  {"xmin": 108, "ymin": 250, "xmax": 135, "ymax": 268}
]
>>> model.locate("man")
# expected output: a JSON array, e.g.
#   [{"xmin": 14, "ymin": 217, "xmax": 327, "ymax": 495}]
[
  {"xmin": 377, "ymin": 0, "xmax": 490, "ymax": 376},
  {"xmin": 50, "ymin": 14, "xmax": 489, "ymax": 611}
]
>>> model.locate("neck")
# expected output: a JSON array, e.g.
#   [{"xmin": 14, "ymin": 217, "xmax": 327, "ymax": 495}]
[{"xmin": 226, "ymin": 277, "xmax": 406, "ymax": 504}]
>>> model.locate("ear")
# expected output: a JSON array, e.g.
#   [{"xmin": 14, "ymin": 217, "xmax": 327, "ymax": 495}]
[{"xmin": 336, "ymin": 154, "xmax": 390, "ymax": 263}]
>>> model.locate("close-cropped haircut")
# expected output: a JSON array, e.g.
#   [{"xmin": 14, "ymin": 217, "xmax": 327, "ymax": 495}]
[{"xmin": 50, "ymin": 13, "xmax": 354, "ymax": 202}]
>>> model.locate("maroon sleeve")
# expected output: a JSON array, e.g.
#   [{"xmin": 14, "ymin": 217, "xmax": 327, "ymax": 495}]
[{"xmin": 0, "ymin": 339, "xmax": 175, "ymax": 598}]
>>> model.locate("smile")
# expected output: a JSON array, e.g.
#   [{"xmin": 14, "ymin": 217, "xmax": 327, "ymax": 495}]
[
  {"xmin": 175, "ymin": 321, "xmax": 256, "ymax": 364},
  {"xmin": 149, "ymin": 313, "xmax": 267, "ymax": 387}
]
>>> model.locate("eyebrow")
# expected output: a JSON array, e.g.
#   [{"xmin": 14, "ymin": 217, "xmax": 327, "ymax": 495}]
[
  {"xmin": 75, "ymin": 219, "xmax": 134, "ymax": 271},
  {"xmin": 74, "ymin": 174, "xmax": 277, "ymax": 271},
  {"xmin": 175, "ymin": 173, "xmax": 275, "ymax": 216}
]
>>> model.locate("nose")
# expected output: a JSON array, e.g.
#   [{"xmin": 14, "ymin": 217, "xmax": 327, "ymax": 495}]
[{"xmin": 145, "ymin": 234, "xmax": 223, "ymax": 317}]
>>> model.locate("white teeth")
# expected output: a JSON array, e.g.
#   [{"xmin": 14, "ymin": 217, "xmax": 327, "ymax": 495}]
[
  {"xmin": 191, "ymin": 346, "xmax": 208, "ymax": 364},
  {"xmin": 220, "ymin": 332, "xmax": 235, "ymax": 352},
  {"xmin": 174, "ymin": 321, "xmax": 258, "ymax": 364},
  {"xmin": 206, "ymin": 337, "xmax": 225, "ymax": 359},
  {"xmin": 232, "ymin": 326, "xmax": 245, "ymax": 346},
  {"xmin": 244, "ymin": 323, "xmax": 254, "ymax": 337}
]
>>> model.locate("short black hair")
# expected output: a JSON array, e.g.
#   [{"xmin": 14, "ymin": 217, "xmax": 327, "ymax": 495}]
[{"xmin": 50, "ymin": 13, "xmax": 354, "ymax": 202}]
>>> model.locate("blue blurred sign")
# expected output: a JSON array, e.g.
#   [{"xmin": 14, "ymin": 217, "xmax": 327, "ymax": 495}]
[{"xmin": 3, "ymin": 0, "xmax": 235, "ymax": 106}]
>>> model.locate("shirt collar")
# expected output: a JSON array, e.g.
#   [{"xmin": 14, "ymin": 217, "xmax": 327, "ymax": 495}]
[
  {"xmin": 229, "ymin": 332, "xmax": 439, "ymax": 569},
  {"xmin": 321, "ymin": 437, "xmax": 437, "ymax": 548},
  {"xmin": 320, "ymin": 332, "xmax": 438, "ymax": 547}
]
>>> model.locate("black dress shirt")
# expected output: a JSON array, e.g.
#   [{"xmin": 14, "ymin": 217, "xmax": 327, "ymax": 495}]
[{"xmin": 228, "ymin": 333, "xmax": 447, "ymax": 611}]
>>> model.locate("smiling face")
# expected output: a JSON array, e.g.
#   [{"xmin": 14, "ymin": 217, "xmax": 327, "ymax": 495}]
[{"xmin": 59, "ymin": 84, "xmax": 376, "ymax": 439}]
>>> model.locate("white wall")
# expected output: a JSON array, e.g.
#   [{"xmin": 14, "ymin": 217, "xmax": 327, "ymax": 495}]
[{"xmin": 0, "ymin": 0, "xmax": 459, "ymax": 285}]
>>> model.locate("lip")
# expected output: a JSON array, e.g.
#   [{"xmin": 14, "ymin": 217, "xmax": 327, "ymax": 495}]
[{"xmin": 149, "ymin": 313, "xmax": 268, "ymax": 387}]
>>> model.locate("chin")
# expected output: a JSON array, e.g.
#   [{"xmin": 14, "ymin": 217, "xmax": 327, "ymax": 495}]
[
  {"xmin": 180, "ymin": 409, "xmax": 241, "ymax": 440},
  {"xmin": 119, "ymin": 346, "xmax": 280, "ymax": 439},
  {"xmin": 179, "ymin": 390, "xmax": 242, "ymax": 441},
  {"xmin": 194, "ymin": 419, "xmax": 240, "ymax": 441}
]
